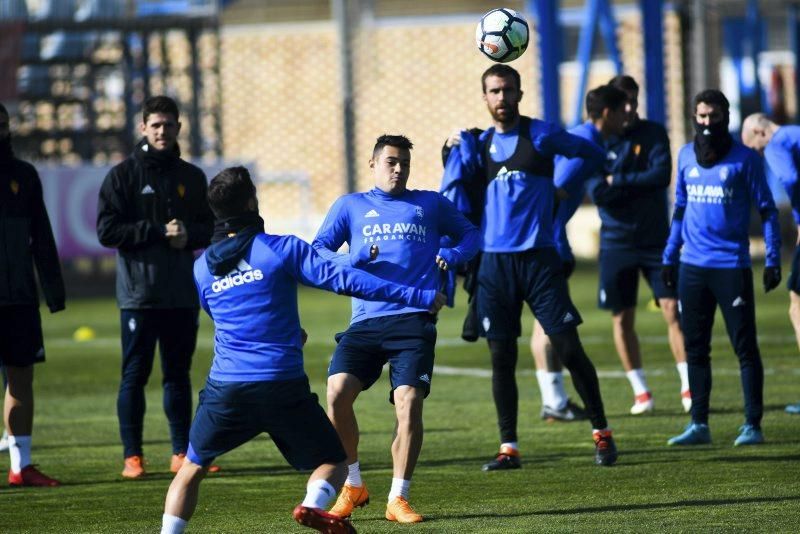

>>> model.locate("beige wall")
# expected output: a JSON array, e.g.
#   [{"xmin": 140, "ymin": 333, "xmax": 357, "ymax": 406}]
[{"xmin": 219, "ymin": 10, "xmax": 686, "ymax": 245}]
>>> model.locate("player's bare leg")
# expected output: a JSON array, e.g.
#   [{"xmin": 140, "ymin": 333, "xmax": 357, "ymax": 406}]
[
  {"xmin": 386, "ymin": 385, "xmax": 424, "ymax": 523},
  {"xmin": 613, "ymin": 307, "xmax": 653, "ymax": 414},
  {"xmin": 327, "ymin": 373, "xmax": 370, "ymax": 518},
  {"xmin": 162, "ymin": 459, "xmax": 208, "ymax": 532}
]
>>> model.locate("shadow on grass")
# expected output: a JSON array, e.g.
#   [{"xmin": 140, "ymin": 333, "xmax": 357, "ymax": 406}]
[
  {"xmin": 368, "ymin": 494, "xmax": 800, "ymax": 522},
  {"xmin": 35, "ymin": 439, "xmax": 173, "ymax": 451}
]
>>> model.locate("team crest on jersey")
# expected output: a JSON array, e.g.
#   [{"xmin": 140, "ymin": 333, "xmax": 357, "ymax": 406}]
[
  {"xmin": 415, "ymin": 206, "xmax": 424, "ymax": 219},
  {"xmin": 10, "ymin": 180, "xmax": 19, "ymax": 194},
  {"xmin": 177, "ymin": 183, "xmax": 186, "ymax": 198},
  {"xmin": 606, "ymin": 150, "xmax": 617, "ymax": 161},
  {"xmin": 718, "ymin": 167, "xmax": 730, "ymax": 182}
]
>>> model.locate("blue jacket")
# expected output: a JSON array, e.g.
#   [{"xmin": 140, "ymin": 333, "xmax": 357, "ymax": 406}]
[
  {"xmin": 764, "ymin": 125, "xmax": 800, "ymax": 225},
  {"xmin": 194, "ymin": 232, "xmax": 437, "ymax": 382},
  {"xmin": 439, "ymin": 117, "xmax": 604, "ymax": 253},
  {"xmin": 663, "ymin": 141, "xmax": 780, "ymax": 269},
  {"xmin": 313, "ymin": 188, "xmax": 479, "ymax": 323},
  {"xmin": 587, "ymin": 119, "xmax": 672, "ymax": 250}
]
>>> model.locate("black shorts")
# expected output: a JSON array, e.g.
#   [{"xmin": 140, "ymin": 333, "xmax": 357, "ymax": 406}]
[
  {"xmin": 186, "ymin": 376, "xmax": 346, "ymax": 470},
  {"xmin": 328, "ymin": 312, "xmax": 436, "ymax": 403},
  {"xmin": 0, "ymin": 305, "xmax": 45, "ymax": 367},
  {"xmin": 476, "ymin": 248, "xmax": 582, "ymax": 339},
  {"xmin": 598, "ymin": 247, "xmax": 676, "ymax": 312}
]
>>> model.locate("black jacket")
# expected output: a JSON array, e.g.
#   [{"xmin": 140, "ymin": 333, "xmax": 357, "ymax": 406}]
[
  {"xmin": 97, "ymin": 139, "xmax": 213, "ymax": 309},
  {"xmin": 0, "ymin": 145, "xmax": 65, "ymax": 312}
]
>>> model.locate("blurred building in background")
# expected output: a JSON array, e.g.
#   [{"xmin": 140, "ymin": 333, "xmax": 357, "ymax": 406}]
[{"xmin": 0, "ymin": 0, "xmax": 798, "ymax": 293}]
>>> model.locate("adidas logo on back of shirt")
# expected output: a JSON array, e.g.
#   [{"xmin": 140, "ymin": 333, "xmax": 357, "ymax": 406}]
[
  {"xmin": 211, "ymin": 258, "xmax": 264, "ymax": 293},
  {"xmin": 365, "ymin": 209, "xmax": 380, "ymax": 218},
  {"xmin": 141, "ymin": 184, "xmax": 155, "ymax": 194},
  {"xmin": 688, "ymin": 167, "xmax": 700, "ymax": 178}
]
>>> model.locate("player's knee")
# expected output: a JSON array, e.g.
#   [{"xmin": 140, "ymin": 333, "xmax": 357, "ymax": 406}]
[
  {"xmin": 612, "ymin": 308, "xmax": 635, "ymax": 330},
  {"xmin": 488, "ymin": 338, "xmax": 518, "ymax": 371},
  {"xmin": 327, "ymin": 374, "xmax": 360, "ymax": 409},
  {"xmin": 659, "ymin": 298, "xmax": 680, "ymax": 325}
]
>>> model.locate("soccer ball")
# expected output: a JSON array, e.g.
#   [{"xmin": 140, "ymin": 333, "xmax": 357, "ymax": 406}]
[{"xmin": 475, "ymin": 8, "xmax": 529, "ymax": 63}]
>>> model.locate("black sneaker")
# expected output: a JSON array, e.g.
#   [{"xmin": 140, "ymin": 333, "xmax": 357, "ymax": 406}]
[
  {"xmin": 593, "ymin": 430, "xmax": 618, "ymax": 466},
  {"xmin": 540, "ymin": 399, "xmax": 588, "ymax": 422},
  {"xmin": 481, "ymin": 446, "xmax": 521, "ymax": 471}
]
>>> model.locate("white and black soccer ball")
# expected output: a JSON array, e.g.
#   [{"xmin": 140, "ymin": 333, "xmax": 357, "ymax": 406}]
[{"xmin": 475, "ymin": 8, "xmax": 529, "ymax": 63}]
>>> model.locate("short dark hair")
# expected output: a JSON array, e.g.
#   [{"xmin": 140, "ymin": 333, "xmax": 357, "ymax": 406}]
[
  {"xmin": 0, "ymin": 102, "xmax": 7, "ymax": 117},
  {"xmin": 585, "ymin": 85, "xmax": 627, "ymax": 120},
  {"xmin": 481, "ymin": 64, "xmax": 521, "ymax": 93},
  {"xmin": 372, "ymin": 134, "xmax": 413, "ymax": 159},
  {"xmin": 208, "ymin": 166, "xmax": 257, "ymax": 218},
  {"xmin": 693, "ymin": 89, "xmax": 730, "ymax": 116},
  {"xmin": 608, "ymin": 75, "xmax": 639, "ymax": 96},
  {"xmin": 142, "ymin": 95, "xmax": 180, "ymax": 123}
]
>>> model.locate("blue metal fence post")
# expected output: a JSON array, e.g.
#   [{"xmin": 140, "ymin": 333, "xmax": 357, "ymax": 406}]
[
  {"xmin": 640, "ymin": 0, "xmax": 665, "ymax": 124},
  {"xmin": 572, "ymin": 0, "xmax": 601, "ymax": 126},
  {"xmin": 530, "ymin": 0, "xmax": 562, "ymax": 125}
]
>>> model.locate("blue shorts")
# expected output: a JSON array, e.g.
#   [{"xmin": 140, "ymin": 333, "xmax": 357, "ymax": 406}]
[
  {"xmin": 187, "ymin": 377, "xmax": 345, "ymax": 469},
  {"xmin": 788, "ymin": 244, "xmax": 800, "ymax": 295},
  {"xmin": 476, "ymin": 248, "xmax": 582, "ymax": 339},
  {"xmin": 329, "ymin": 312, "xmax": 436, "ymax": 403},
  {"xmin": 598, "ymin": 247, "xmax": 676, "ymax": 312},
  {"xmin": 0, "ymin": 305, "xmax": 45, "ymax": 367}
]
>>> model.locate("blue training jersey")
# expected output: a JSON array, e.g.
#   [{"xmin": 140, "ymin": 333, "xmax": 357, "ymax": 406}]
[
  {"xmin": 194, "ymin": 233, "xmax": 437, "ymax": 382},
  {"xmin": 765, "ymin": 125, "xmax": 800, "ymax": 225},
  {"xmin": 553, "ymin": 122, "xmax": 604, "ymax": 261},
  {"xmin": 663, "ymin": 141, "xmax": 780, "ymax": 269},
  {"xmin": 313, "ymin": 188, "xmax": 479, "ymax": 324},
  {"xmin": 478, "ymin": 117, "xmax": 604, "ymax": 252}
]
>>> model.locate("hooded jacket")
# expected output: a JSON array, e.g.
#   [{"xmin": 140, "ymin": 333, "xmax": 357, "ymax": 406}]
[
  {"xmin": 0, "ymin": 143, "xmax": 65, "ymax": 311},
  {"xmin": 97, "ymin": 139, "xmax": 213, "ymax": 309}
]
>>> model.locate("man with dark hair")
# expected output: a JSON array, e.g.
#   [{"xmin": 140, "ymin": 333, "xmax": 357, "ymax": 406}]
[
  {"xmin": 161, "ymin": 166, "xmax": 444, "ymax": 534},
  {"xmin": 664, "ymin": 89, "xmax": 781, "ymax": 447},
  {"xmin": 442, "ymin": 64, "xmax": 617, "ymax": 471},
  {"xmin": 741, "ymin": 112, "xmax": 800, "ymax": 415},
  {"xmin": 528, "ymin": 84, "xmax": 628, "ymax": 421},
  {"xmin": 587, "ymin": 74, "xmax": 689, "ymax": 415},
  {"xmin": 313, "ymin": 134, "xmax": 479, "ymax": 523},
  {"xmin": 0, "ymin": 102, "xmax": 65, "ymax": 487},
  {"xmin": 97, "ymin": 95, "xmax": 214, "ymax": 478}
]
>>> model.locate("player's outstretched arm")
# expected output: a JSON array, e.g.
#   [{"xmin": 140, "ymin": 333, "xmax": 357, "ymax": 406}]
[
  {"xmin": 280, "ymin": 235, "xmax": 439, "ymax": 311},
  {"xmin": 610, "ymin": 128, "xmax": 672, "ymax": 189}
]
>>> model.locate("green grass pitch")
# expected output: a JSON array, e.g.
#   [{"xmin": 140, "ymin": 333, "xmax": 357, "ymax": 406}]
[{"xmin": 1, "ymin": 264, "xmax": 799, "ymax": 532}]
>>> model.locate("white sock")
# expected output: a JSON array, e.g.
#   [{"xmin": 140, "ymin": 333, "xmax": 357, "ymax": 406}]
[
  {"xmin": 388, "ymin": 478, "xmax": 410, "ymax": 501},
  {"xmin": 8, "ymin": 435, "xmax": 32, "ymax": 473},
  {"xmin": 677, "ymin": 362, "xmax": 689, "ymax": 392},
  {"xmin": 160, "ymin": 514, "xmax": 187, "ymax": 534},
  {"xmin": 547, "ymin": 372, "xmax": 568, "ymax": 410},
  {"xmin": 500, "ymin": 441, "xmax": 518, "ymax": 452},
  {"xmin": 301, "ymin": 479, "xmax": 337, "ymax": 510},
  {"xmin": 345, "ymin": 461, "xmax": 362, "ymax": 487},
  {"xmin": 626, "ymin": 369, "xmax": 650, "ymax": 397},
  {"xmin": 536, "ymin": 370, "xmax": 553, "ymax": 407}
]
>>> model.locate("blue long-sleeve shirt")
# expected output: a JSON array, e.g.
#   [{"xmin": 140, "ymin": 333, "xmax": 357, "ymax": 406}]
[
  {"xmin": 478, "ymin": 118, "xmax": 604, "ymax": 252},
  {"xmin": 663, "ymin": 141, "xmax": 781, "ymax": 269},
  {"xmin": 764, "ymin": 125, "xmax": 800, "ymax": 225},
  {"xmin": 194, "ymin": 233, "xmax": 437, "ymax": 382},
  {"xmin": 553, "ymin": 121, "xmax": 604, "ymax": 262},
  {"xmin": 587, "ymin": 119, "xmax": 672, "ymax": 250},
  {"xmin": 313, "ymin": 188, "xmax": 479, "ymax": 324}
]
